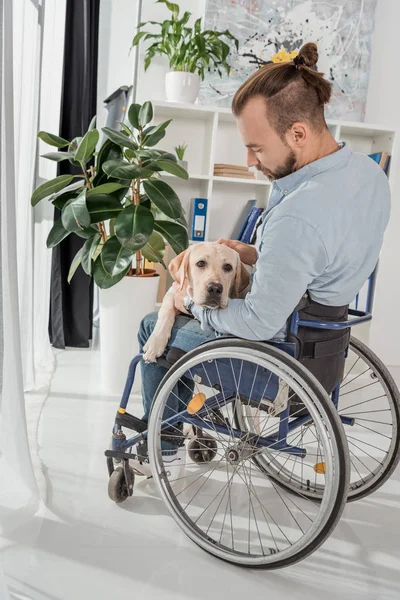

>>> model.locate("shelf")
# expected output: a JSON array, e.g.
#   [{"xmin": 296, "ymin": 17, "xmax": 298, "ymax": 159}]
[
  {"xmin": 153, "ymin": 101, "xmax": 215, "ymax": 121},
  {"xmin": 162, "ymin": 172, "xmax": 209, "ymax": 181},
  {"xmin": 213, "ymin": 175, "xmax": 270, "ymax": 186}
]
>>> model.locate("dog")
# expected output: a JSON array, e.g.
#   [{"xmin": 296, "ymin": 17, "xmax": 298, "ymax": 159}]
[{"xmin": 142, "ymin": 242, "xmax": 250, "ymax": 363}]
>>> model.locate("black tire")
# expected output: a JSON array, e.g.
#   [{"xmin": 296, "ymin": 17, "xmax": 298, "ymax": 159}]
[
  {"xmin": 343, "ymin": 337, "xmax": 400, "ymax": 501},
  {"xmin": 108, "ymin": 466, "xmax": 135, "ymax": 503},
  {"xmin": 149, "ymin": 338, "xmax": 350, "ymax": 569}
]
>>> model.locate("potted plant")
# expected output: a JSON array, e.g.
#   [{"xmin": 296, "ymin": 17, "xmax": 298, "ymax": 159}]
[
  {"xmin": 132, "ymin": 0, "xmax": 238, "ymax": 104},
  {"xmin": 175, "ymin": 143, "xmax": 188, "ymax": 170},
  {"xmin": 31, "ymin": 100, "xmax": 188, "ymax": 394}
]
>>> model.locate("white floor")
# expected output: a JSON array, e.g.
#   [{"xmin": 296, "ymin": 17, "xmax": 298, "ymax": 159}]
[{"xmin": 2, "ymin": 349, "xmax": 400, "ymax": 600}]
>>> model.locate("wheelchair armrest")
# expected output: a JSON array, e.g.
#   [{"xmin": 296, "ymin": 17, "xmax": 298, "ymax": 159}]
[{"xmin": 297, "ymin": 309, "xmax": 372, "ymax": 331}]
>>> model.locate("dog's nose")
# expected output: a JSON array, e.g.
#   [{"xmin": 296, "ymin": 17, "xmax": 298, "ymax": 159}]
[{"xmin": 207, "ymin": 282, "xmax": 223, "ymax": 296}]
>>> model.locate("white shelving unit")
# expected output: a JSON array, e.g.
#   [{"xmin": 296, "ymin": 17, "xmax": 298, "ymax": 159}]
[
  {"xmin": 152, "ymin": 100, "xmax": 395, "ymax": 243},
  {"xmin": 152, "ymin": 100, "xmax": 395, "ymax": 319}
]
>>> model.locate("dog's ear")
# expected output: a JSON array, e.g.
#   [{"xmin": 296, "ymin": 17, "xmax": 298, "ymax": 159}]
[
  {"xmin": 169, "ymin": 247, "xmax": 192, "ymax": 289},
  {"xmin": 233, "ymin": 256, "xmax": 250, "ymax": 298}
]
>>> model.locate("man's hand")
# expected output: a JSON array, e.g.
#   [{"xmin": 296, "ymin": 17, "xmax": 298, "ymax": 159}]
[
  {"xmin": 217, "ymin": 239, "xmax": 257, "ymax": 266},
  {"xmin": 172, "ymin": 282, "xmax": 189, "ymax": 314}
]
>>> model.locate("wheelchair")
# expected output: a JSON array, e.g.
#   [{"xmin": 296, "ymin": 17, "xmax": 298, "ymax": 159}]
[{"xmin": 105, "ymin": 270, "xmax": 400, "ymax": 570}]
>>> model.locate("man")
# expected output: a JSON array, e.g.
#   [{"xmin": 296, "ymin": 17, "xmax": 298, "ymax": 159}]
[{"xmin": 138, "ymin": 42, "xmax": 390, "ymax": 450}]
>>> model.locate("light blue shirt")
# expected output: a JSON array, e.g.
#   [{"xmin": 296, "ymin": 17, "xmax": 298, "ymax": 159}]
[{"xmin": 192, "ymin": 143, "xmax": 391, "ymax": 340}]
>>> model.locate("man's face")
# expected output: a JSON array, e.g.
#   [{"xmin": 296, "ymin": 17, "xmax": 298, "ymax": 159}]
[{"xmin": 236, "ymin": 96, "xmax": 297, "ymax": 181}]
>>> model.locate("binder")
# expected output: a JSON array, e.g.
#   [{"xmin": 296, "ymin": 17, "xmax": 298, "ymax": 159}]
[
  {"xmin": 240, "ymin": 207, "xmax": 262, "ymax": 244},
  {"xmin": 231, "ymin": 199, "xmax": 256, "ymax": 240},
  {"xmin": 189, "ymin": 198, "xmax": 208, "ymax": 241}
]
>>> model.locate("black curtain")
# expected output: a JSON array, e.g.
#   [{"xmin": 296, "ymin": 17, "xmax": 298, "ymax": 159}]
[{"xmin": 49, "ymin": 0, "xmax": 100, "ymax": 348}]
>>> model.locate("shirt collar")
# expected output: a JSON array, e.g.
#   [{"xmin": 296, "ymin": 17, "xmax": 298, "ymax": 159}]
[{"xmin": 273, "ymin": 142, "xmax": 350, "ymax": 198}]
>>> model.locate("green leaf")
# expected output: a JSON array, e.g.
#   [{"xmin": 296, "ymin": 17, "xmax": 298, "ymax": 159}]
[
  {"xmin": 92, "ymin": 139, "xmax": 124, "ymax": 187},
  {"xmin": 143, "ymin": 119, "xmax": 171, "ymax": 147},
  {"xmin": 115, "ymin": 204, "xmax": 154, "ymax": 251},
  {"xmin": 41, "ymin": 151, "xmax": 73, "ymax": 162},
  {"xmin": 128, "ymin": 104, "xmax": 141, "ymax": 130},
  {"xmin": 101, "ymin": 127, "xmax": 137, "ymax": 151},
  {"xmin": 75, "ymin": 129, "xmax": 99, "ymax": 162},
  {"xmin": 38, "ymin": 131, "xmax": 69, "ymax": 148},
  {"xmin": 68, "ymin": 248, "xmax": 83, "ymax": 283},
  {"xmin": 87, "ymin": 183, "xmax": 127, "ymax": 197},
  {"xmin": 61, "ymin": 189, "xmax": 91, "ymax": 232},
  {"xmin": 132, "ymin": 31, "xmax": 148, "ymax": 46},
  {"xmin": 101, "ymin": 236, "xmax": 135, "ymax": 276},
  {"xmin": 139, "ymin": 101, "xmax": 153, "ymax": 128},
  {"xmin": 75, "ymin": 226, "xmax": 100, "ymax": 239},
  {"xmin": 93, "ymin": 256, "xmax": 130, "ymax": 289},
  {"xmin": 68, "ymin": 136, "xmax": 83, "ymax": 167},
  {"xmin": 88, "ymin": 115, "xmax": 97, "ymax": 131},
  {"xmin": 31, "ymin": 175, "xmax": 74, "ymax": 207},
  {"xmin": 86, "ymin": 194, "xmax": 123, "ymax": 223},
  {"xmin": 46, "ymin": 219, "xmax": 70, "ymax": 248},
  {"xmin": 143, "ymin": 179, "xmax": 182, "ymax": 219},
  {"xmin": 102, "ymin": 159, "xmax": 141, "ymax": 180},
  {"xmin": 81, "ymin": 233, "xmax": 101, "ymax": 275},
  {"xmin": 154, "ymin": 220, "xmax": 188, "ymax": 255},
  {"xmin": 52, "ymin": 191, "xmax": 80, "ymax": 211},
  {"xmin": 118, "ymin": 121, "xmax": 133, "ymax": 136},
  {"xmin": 141, "ymin": 231, "xmax": 165, "ymax": 263},
  {"xmin": 155, "ymin": 160, "xmax": 188, "ymax": 179}
]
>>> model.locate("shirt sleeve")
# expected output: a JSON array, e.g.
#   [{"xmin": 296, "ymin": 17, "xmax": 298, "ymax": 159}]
[{"xmin": 191, "ymin": 215, "xmax": 329, "ymax": 340}]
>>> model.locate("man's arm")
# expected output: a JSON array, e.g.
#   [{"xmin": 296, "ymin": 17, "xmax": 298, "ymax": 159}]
[{"xmin": 191, "ymin": 215, "xmax": 329, "ymax": 340}]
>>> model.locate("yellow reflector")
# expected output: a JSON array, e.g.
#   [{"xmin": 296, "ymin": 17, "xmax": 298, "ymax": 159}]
[
  {"xmin": 118, "ymin": 407, "xmax": 126, "ymax": 414},
  {"xmin": 314, "ymin": 462, "xmax": 326, "ymax": 474},
  {"xmin": 187, "ymin": 393, "xmax": 206, "ymax": 415}
]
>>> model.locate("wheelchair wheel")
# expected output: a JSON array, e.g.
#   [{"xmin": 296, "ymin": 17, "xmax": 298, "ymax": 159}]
[
  {"xmin": 147, "ymin": 339, "xmax": 349, "ymax": 569},
  {"xmin": 337, "ymin": 337, "xmax": 400, "ymax": 500},
  {"xmin": 235, "ymin": 337, "xmax": 400, "ymax": 503}
]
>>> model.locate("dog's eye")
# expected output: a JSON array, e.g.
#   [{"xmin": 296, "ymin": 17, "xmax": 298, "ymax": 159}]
[
  {"xmin": 196, "ymin": 260, "xmax": 206, "ymax": 268},
  {"xmin": 223, "ymin": 264, "xmax": 233, "ymax": 272}
]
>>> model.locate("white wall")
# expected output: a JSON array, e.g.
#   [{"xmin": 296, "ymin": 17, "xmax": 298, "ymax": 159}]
[
  {"xmin": 97, "ymin": 0, "xmax": 139, "ymax": 131},
  {"xmin": 97, "ymin": 0, "xmax": 205, "ymax": 113},
  {"xmin": 366, "ymin": 0, "xmax": 400, "ymax": 365}
]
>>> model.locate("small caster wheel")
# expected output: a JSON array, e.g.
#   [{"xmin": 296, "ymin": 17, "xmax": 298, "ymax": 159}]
[
  {"xmin": 108, "ymin": 466, "xmax": 135, "ymax": 503},
  {"xmin": 188, "ymin": 435, "xmax": 217, "ymax": 463}
]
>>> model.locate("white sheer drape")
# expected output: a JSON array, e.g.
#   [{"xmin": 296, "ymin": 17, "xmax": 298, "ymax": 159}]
[{"xmin": 1, "ymin": 0, "xmax": 66, "ymax": 595}]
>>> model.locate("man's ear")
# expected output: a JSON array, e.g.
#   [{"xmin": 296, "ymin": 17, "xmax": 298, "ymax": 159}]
[
  {"xmin": 232, "ymin": 256, "xmax": 250, "ymax": 298},
  {"xmin": 168, "ymin": 247, "xmax": 192, "ymax": 290}
]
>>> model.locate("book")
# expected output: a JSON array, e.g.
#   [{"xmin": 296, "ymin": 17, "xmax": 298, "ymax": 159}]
[
  {"xmin": 249, "ymin": 209, "xmax": 264, "ymax": 245},
  {"xmin": 214, "ymin": 171, "xmax": 255, "ymax": 180},
  {"xmin": 240, "ymin": 207, "xmax": 263, "ymax": 244},
  {"xmin": 214, "ymin": 163, "xmax": 250, "ymax": 171},
  {"xmin": 231, "ymin": 199, "xmax": 256, "ymax": 240},
  {"xmin": 368, "ymin": 151, "xmax": 391, "ymax": 175}
]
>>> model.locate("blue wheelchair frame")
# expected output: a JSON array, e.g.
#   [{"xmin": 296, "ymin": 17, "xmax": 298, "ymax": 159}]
[{"xmin": 107, "ymin": 267, "xmax": 377, "ymax": 465}]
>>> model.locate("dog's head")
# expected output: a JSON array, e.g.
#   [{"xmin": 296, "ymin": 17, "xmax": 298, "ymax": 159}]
[{"xmin": 169, "ymin": 242, "xmax": 249, "ymax": 309}]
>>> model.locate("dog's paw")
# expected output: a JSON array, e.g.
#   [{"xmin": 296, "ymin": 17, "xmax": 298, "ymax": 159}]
[{"xmin": 143, "ymin": 335, "xmax": 167, "ymax": 363}]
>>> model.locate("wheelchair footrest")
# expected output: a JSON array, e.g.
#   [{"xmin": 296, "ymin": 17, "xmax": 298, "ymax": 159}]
[{"xmin": 105, "ymin": 448, "xmax": 147, "ymax": 463}]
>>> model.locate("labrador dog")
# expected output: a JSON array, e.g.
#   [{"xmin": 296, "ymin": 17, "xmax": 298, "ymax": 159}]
[{"xmin": 142, "ymin": 242, "xmax": 250, "ymax": 363}]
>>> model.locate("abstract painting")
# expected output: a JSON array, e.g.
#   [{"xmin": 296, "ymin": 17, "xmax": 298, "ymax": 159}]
[{"xmin": 199, "ymin": 0, "xmax": 378, "ymax": 121}]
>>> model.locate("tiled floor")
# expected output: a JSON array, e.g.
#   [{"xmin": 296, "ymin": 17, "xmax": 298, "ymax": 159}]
[{"xmin": 2, "ymin": 350, "xmax": 400, "ymax": 600}]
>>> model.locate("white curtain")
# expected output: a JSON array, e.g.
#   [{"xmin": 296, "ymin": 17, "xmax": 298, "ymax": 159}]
[{"xmin": 0, "ymin": 0, "xmax": 66, "ymax": 595}]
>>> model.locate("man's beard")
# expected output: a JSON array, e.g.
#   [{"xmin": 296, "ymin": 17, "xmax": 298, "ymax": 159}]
[{"xmin": 257, "ymin": 150, "xmax": 297, "ymax": 181}]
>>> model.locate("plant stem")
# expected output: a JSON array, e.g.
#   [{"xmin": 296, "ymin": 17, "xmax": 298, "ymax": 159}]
[
  {"xmin": 80, "ymin": 161, "xmax": 92, "ymax": 190},
  {"xmin": 81, "ymin": 160, "xmax": 106, "ymax": 243},
  {"xmin": 132, "ymin": 178, "xmax": 143, "ymax": 276}
]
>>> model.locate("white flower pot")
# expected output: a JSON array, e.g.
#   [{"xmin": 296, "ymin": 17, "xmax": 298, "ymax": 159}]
[
  {"xmin": 99, "ymin": 273, "xmax": 160, "ymax": 396},
  {"xmin": 165, "ymin": 71, "xmax": 200, "ymax": 104}
]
